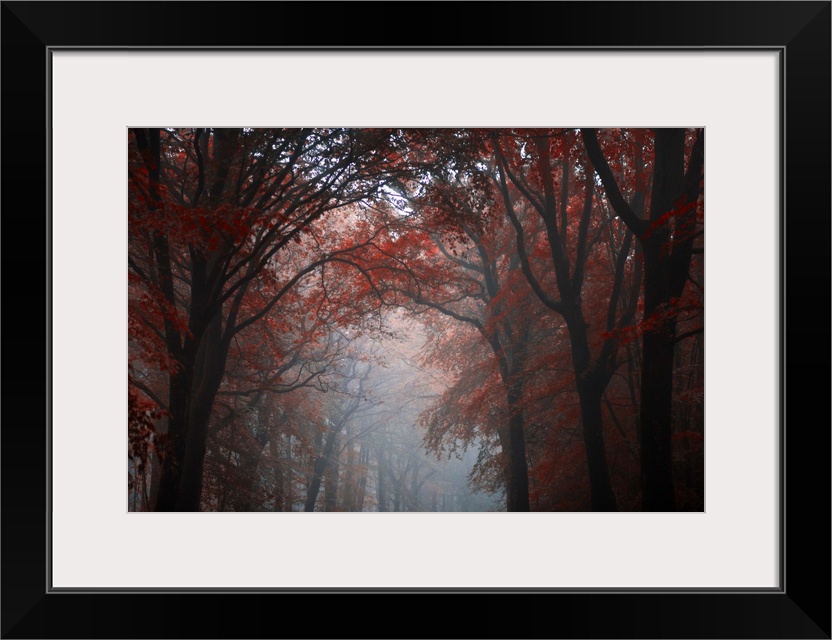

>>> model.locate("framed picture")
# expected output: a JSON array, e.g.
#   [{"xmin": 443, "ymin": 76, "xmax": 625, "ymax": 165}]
[{"xmin": 3, "ymin": 1, "xmax": 829, "ymax": 637}]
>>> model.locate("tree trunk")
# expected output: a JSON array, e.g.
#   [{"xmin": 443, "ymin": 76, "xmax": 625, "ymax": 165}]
[
  {"xmin": 274, "ymin": 459, "xmax": 285, "ymax": 512},
  {"xmin": 270, "ymin": 428, "xmax": 291, "ymax": 511},
  {"xmin": 637, "ymin": 128, "xmax": 688, "ymax": 511},
  {"xmin": 639, "ymin": 263, "xmax": 678, "ymax": 511},
  {"xmin": 577, "ymin": 378, "xmax": 618, "ymax": 511},
  {"xmin": 342, "ymin": 424, "xmax": 357, "ymax": 511},
  {"xmin": 136, "ymin": 127, "xmax": 190, "ymax": 512},
  {"xmin": 305, "ymin": 431, "xmax": 326, "ymax": 512},
  {"xmin": 565, "ymin": 312, "xmax": 618, "ymax": 511},
  {"xmin": 376, "ymin": 445, "xmax": 389, "ymax": 512},
  {"xmin": 175, "ymin": 309, "xmax": 227, "ymax": 511},
  {"xmin": 324, "ymin": 433, "xmax": 340, "ymax": 511},
  {"xmin": 506, "ymin": 384, "xmax": 531, "ymax": 512},
  {"xmin": 305, "ymin": 423, "xmax": 341, "ymax": 512},
  {"xmin": 155, "ymin": 373, "xmax": 190, "ymax": 511},
  {"xmin": 355, "ymin": 443, "xmax": 370, "ymax": 511},
  {"xmin": 147, "ymin": 449, "xmax": 161, "ymax": 511}
]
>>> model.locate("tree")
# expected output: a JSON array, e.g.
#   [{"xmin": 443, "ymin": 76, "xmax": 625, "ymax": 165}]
[
  {"xmin": 488, "ymin": 129, "xmax": 642, "ymax": 510},
  {"xmin": 373, "ymin": 177, "xmax": 548, "ymax": 511},
  {"xmin": 304, "ymin": 355, "xmax": 371, "ymax": 511},
  {"xmin": 129, "ymin": 127, "xmax": 405, "ymax": 510},
  {"xmin": 582, "ymin": 127, "xmax": 704, "ymax": 510}
]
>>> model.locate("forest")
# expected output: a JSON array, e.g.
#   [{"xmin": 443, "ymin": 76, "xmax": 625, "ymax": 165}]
[{"xmin": 128, "ymin": 127, "xmax": 704, "ymax": 512}]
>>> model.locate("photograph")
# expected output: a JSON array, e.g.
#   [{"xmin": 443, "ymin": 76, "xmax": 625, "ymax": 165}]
[
  {"xmin": 2, "ymin": 0, "xmax": 827, "ymax": 634},
  {"xmin": 128, "ymin": 127, "xmax": 704, "ymax": 513}
]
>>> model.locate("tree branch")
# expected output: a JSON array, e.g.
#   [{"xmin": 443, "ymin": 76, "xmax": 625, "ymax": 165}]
[
  {"xmin": 495, "ymin": 161, "xmax": 564, "ymax": 314},
  {"xmin": 581, "ymin": 129, "xmax": 648, "ymax": 238}
]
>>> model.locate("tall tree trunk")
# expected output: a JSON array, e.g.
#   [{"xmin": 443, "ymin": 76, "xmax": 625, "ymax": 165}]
[
  {"xmin": 637, "ymin": 129, "xmax": 687, "ymax": 511},
  {"xmin": 565, "ymin": 312, "xmax": 618, "ymax": 511},
  {"xmin": 506, "ymin": 384, "xmax": 531, "ymax": 512},
  {"xmin": 577, "ymin": 377, "xmax": 618, "ymax": 511},
  {"xmin": 639, "ymin": 285, "xmax": 679, "ymax": 511},
  {"xmin": 175, "ymin": 309, "xmax": 227, "ymax": 511},
  {"xmin": 135, "ymin": 127, "xmax": 189, "ymax": 512},
  {"xmin": 155, "ymin": 369, "xmax": 190, "ymax": 511}
]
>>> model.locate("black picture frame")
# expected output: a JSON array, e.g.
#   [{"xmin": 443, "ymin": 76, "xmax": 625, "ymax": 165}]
[{"xmin": 2, "ymin": 2, "xmax": 829, "ymax": 638}]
